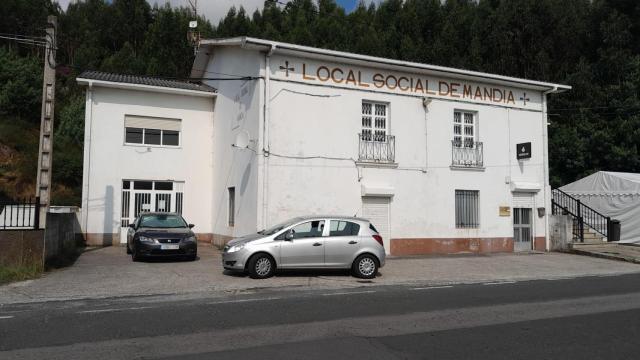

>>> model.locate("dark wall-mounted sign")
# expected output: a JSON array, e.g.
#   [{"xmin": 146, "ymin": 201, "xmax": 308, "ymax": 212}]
[{"xmin": 516, "ymin": 142, "xmax": 532, "ymax": 160}]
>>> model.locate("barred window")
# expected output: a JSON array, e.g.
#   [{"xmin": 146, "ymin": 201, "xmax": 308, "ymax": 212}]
[
  {"xmin": 362, "ymin": 101, "xmax": 388, "ymax": 142},
  {"xmin": 455, "ymin": 190, "xmax": 479, "ymax": 228},
  {"xmin": 453, "ymin": 111, "xmax": 475, "ymax": 148}
]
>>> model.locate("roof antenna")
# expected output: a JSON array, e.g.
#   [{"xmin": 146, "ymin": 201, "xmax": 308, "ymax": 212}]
[{"xmin": 187, "ymin": 0, "xmax": 200, "ymax": 56}]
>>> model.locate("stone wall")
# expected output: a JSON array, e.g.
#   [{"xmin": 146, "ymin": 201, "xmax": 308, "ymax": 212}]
[
  {"xmin": 0, "ymin": 230, "xmax": 45, "ymax": 268},
  {"xmin": 550, "ymin": 214, "xmax": 573, "ymax": 251},
  {"xmin": 0, "ymin": 209, "xmax": 82, "ymax": 269},
  {"xmin": 44, "ymin": 211, "xmax": 83, "ymax": 262}
]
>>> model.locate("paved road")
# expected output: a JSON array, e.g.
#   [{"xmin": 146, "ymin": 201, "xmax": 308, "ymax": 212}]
[
  {"xmin": 4, "ymin": 245, "xmax": 640, "ymax": 304},
  {"xmin": 1, "ymin": 273, "xmax": 640, "ymax": 359}
]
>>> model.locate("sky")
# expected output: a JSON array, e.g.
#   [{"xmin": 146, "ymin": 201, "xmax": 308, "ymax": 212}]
[{"xmin": 54, "ymin": 1, "xmax": 384, "ymax": 25}]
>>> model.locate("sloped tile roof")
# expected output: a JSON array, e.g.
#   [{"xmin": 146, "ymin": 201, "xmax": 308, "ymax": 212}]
[{"xmin": 78, "ymin": 70, "xmax": 217, "ymax": 93}]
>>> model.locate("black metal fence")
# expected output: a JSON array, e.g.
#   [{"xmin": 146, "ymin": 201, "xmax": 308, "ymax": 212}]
[
  {"xmin": 551, "ymin": 189, "xmax": 609, "ymax": 242},
  {"xmin": 0, "ymin": 197, "xmax": 40, "ymax": 230},
  {"xmin": 358, "ymin": 134, "xmax": 395, "ymax": 163},
  {"xmin": 452, "ymin": 141, "xmax": 484, "ymax": 167}
]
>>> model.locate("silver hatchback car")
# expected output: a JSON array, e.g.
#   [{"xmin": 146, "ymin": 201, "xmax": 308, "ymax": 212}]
[{"xmin": 222, "ymin": 216, "xmax": 386, "ymax": 279}]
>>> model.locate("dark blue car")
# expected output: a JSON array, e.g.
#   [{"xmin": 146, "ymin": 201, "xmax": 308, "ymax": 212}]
[{"xmin": 126, "ymin": 212, "xmax": 198, "ymax": 261}]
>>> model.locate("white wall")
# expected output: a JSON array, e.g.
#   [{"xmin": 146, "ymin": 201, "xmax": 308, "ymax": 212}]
[
  {"xmin": 200, "ymin": 47, "xmax": 550, "ymax": 251},
  {"xmin": 81, "ymin": 87, "xmax": 215, "ymax": 243},
  {"xmin": 257, "ymin": 56, "xmax": 548, "ymax": 245},
  {"xmin": 202, "ymin": 47, "xmax": 263, "ymax": 240}
]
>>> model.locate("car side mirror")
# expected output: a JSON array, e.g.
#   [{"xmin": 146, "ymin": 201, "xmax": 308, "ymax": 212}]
[
  {"xmin": 128, "ymin": 223, "xmax": 136, "ymax": 229},
  {"xmin": 285, "ymin": 230, "xmax": 294, "ymax": 241},
  {"xmin": 188, "ymin": 224, "xmax": 195, "ymax": 229}
]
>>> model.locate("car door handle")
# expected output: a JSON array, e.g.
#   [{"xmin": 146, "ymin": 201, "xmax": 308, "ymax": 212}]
[
  {"xmin": 313, "ymin": 242, "xmax": 322, "ymax": 246},
  {"xmin": 348, "ymin": 241, "xmax": 358, "ymax": 245}
]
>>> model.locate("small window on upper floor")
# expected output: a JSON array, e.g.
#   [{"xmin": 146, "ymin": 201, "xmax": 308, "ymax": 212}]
[
  {"xmin": 361, "ymin": 101, "xmax": 388, "ymax": 142},
  {"xmin": 124, "ymin": 115, "xmax": 181, "ymax": 147},
  {"xmin": 453, "ymin": 110, "xmax": 476, "ymax": 148}
]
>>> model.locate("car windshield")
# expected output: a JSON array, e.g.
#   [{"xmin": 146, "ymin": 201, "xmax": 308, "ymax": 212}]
[
  {"xmin": 139, "ymin": 214, "xmax": 187, "ymax": 228},
  {"xmin": 259, "ymin": 218, "xmax": 301, "ymax": 235}
]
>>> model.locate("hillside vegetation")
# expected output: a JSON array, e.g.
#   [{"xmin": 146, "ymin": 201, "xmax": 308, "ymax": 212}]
[{"xmin": 0, "ymin": 0, "xmax": 638, "ymax": 204}]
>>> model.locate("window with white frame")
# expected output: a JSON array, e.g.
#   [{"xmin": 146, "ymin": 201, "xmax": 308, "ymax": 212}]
[
  {"xmin": 455, "ymin": 190, "xmax": 479, "ymax": 228},
  {"xmin": 124, "ymin": 115, "xmax": 181, "ymax": 146},
  {"xmin": 362, "ymin": 101, "xmax": 388, "ymax": 142},
  {"xmin": 453, "ymin": 111, "xmax": 476, "ymax": 148}
]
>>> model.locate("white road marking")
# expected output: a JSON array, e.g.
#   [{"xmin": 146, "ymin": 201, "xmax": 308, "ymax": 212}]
[
  {"xmin": 322, "ymin": 290, "xmax": 376, "ymax": 296},
  {"xmin": 78, "ymin": 306, "xmax": 151, "ymax": 314},
  {"xmin": 411, "ymin": 285, "xmax": 454, "ymax": 290},
  {"xmin": 483, "ymin": 281, "xmax": 517, "ymax": 286},
  {"xmin": 0, "ymin": 316, "xmax": 15, "ymax": 319},
  {"xmin": 544, "ymin": 277, "xmax": 575, "ymax": 281},
  {"xmin": 207, "ymin": 297, "xmax": 281, "ymax": 305}
]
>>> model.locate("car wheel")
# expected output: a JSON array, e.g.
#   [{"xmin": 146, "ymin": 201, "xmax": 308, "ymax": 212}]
[
  {"xmin": 248, "ymin": 254, "xmax": 275, "ymax": 279},
  {"xmin": 131, "ymin": 246, "xmax": 141, "ymax": 262},
  {"xmin": 187, "ymin": 253, "xmax": 197, "ymax": 261},
  {"xmin": 352, "ymin": 254, "xmax": 378, "ymax": 279}
]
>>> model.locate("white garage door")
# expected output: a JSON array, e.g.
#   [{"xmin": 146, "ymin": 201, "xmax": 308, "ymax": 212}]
[{"xmin": 362, "ymin": 196, "xmax": 391, "ymax": 254}]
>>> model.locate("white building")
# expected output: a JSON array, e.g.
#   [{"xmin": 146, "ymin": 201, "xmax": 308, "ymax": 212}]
[{"xmin": 78, "ymin": 37, "xmax": 570, "ymax": 255}]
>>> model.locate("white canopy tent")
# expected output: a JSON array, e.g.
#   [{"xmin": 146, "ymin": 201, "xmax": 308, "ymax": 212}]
[{"xmin": 560, "ymin": 171, "xmax": 640, "ymax": 243}]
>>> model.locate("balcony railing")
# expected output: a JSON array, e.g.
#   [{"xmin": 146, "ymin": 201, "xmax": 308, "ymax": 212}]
[
  {"xmin": 358, "ymin": 133, "xmax": 395, "ymax": 163},
  {"xmin": 451, "ymin": 140, "xmax": 483, "ymax": 168}
]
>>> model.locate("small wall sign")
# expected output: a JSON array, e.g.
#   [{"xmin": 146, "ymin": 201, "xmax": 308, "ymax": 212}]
[
  {"xmin": 499, "ymin": 206, "xmax": 511, "ymax": 216},
  {"xmin": 516, "ymin": 142, "xmax": 531, "ymax": 160}
]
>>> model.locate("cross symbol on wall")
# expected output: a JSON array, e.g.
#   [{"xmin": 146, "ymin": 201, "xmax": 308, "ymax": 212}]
[
  {"xmin": 279, "ymin": 61, "xmax": 294, "ymax": 77},
  {"xmin": 520, "ymin": 92, "xmax": 530, "ymax": 106}
]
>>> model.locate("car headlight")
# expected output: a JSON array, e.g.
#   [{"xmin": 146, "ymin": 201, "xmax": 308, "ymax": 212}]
[
  {"xmin": 185, "ymin": 236, "xmax": 197, "ymax": 243},
  {"xmin": 139, "ymin": 236, "xmax": 156, "ymax": 244},
  {"xmin": 227, "ymin": 244, "xmax": 245, "ymax": 253}
]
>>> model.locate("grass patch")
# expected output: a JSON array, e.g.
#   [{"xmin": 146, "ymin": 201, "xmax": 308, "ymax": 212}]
[{"xmin": 0, "ymin": 263, "xmax": 43, "ymax": 285}]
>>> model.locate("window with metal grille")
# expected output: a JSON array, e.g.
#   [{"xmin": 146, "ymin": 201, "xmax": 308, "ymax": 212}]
[
  {"xmin": 362, "ymin": 101, "xmax": 388, "ymax": 142},
  {"xmin": 453, "ymin": 111, "xmax": 476, "ymax": 148},
  {"xmin": 228, "ymin": 187, "xmax": 235, "ymax": 227},
  {"xmin": 455, "ymin": 190, "xmax": 479, "ymax": 228}
]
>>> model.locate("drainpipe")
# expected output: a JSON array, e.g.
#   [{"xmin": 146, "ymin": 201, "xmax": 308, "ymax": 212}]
[
  {"xmin": 422, "ymin": 97, "xmax": 432, "ymax": 172},
  {"xmin": 81, "ymin": 81, "xmax": 94, "ymax": 238},
  {"xmin": 542, "ymin": 86, "xmax": 557, "ymax": 251},
  {"xmin": 261, "ymin": 44, "xmax": 276, "ymax": 229}
]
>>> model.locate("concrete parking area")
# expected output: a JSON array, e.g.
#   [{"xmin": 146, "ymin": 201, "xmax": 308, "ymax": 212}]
[{"xmin": 1, "ymin": 244, "xmax": 639, "ymax": 304}]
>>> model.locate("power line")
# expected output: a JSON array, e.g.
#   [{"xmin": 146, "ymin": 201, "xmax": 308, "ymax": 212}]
[
  {"xmin": 0, "ymin": 35, "xmax": 48, "ymax": 47},
  {"xmin": 0, "ymin": 32, "xmax": 45, "ymax": 40},
  {"xmin": 549, "ymin": 105, "xmax": 640, "ymax": 111}
]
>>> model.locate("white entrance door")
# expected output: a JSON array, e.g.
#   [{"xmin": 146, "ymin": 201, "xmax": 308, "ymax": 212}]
[
  {"xmin": 119, "ymin": 180, "xmax": 184, "ymax": 244},
  {"xmin": 362, "ymin": 196, "xmax": 391, "ymax": 254}
]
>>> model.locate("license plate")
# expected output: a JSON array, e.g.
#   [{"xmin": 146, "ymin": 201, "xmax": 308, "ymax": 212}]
[{"xmin": 161, "ymin": 244, "xmax": 180, "ymax": 250}]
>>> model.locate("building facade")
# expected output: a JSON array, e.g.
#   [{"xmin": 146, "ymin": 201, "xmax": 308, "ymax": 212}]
[{"xmin": 79, "ymin": 37, "xmax": 569, "ymax": 255}]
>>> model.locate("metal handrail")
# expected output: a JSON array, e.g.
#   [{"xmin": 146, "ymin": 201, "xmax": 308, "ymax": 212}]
[
  {"xmin": 0, "ymin": 197, "xmax": 40, "ymax": 230},
  {"xmin": 451, "ymin": 140, "xmax": 483, "ymax": 167},
  {"xmin": 358, "ymin": 133, "xmax": 395, "ymax": 163},
  {"xmin": 551, "ymin": 188, "xmax": 610, "ymax": 241}
]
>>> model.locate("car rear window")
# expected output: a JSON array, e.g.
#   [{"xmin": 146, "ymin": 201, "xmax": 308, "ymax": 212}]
[
  {"xmin": 329, "ymin": 221, "xmax": 360, "ymax": 236},
  {"xmin": 369, "ymin": 223, "xmax": 379, "ymax": 233}
]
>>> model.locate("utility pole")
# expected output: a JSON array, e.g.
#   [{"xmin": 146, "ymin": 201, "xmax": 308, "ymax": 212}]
[
  {"xmin": 187, "ymin": 0, "xmax": 200, "ymax": 55},
  {"xmin": 35, "ymin": 15, "xmax": 57, "ymax": 229}
]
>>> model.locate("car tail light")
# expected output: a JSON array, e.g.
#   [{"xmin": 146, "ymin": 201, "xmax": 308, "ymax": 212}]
[{"xmin": 372, "ymin": 234, "xmax": 383, "ymax": 247}]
